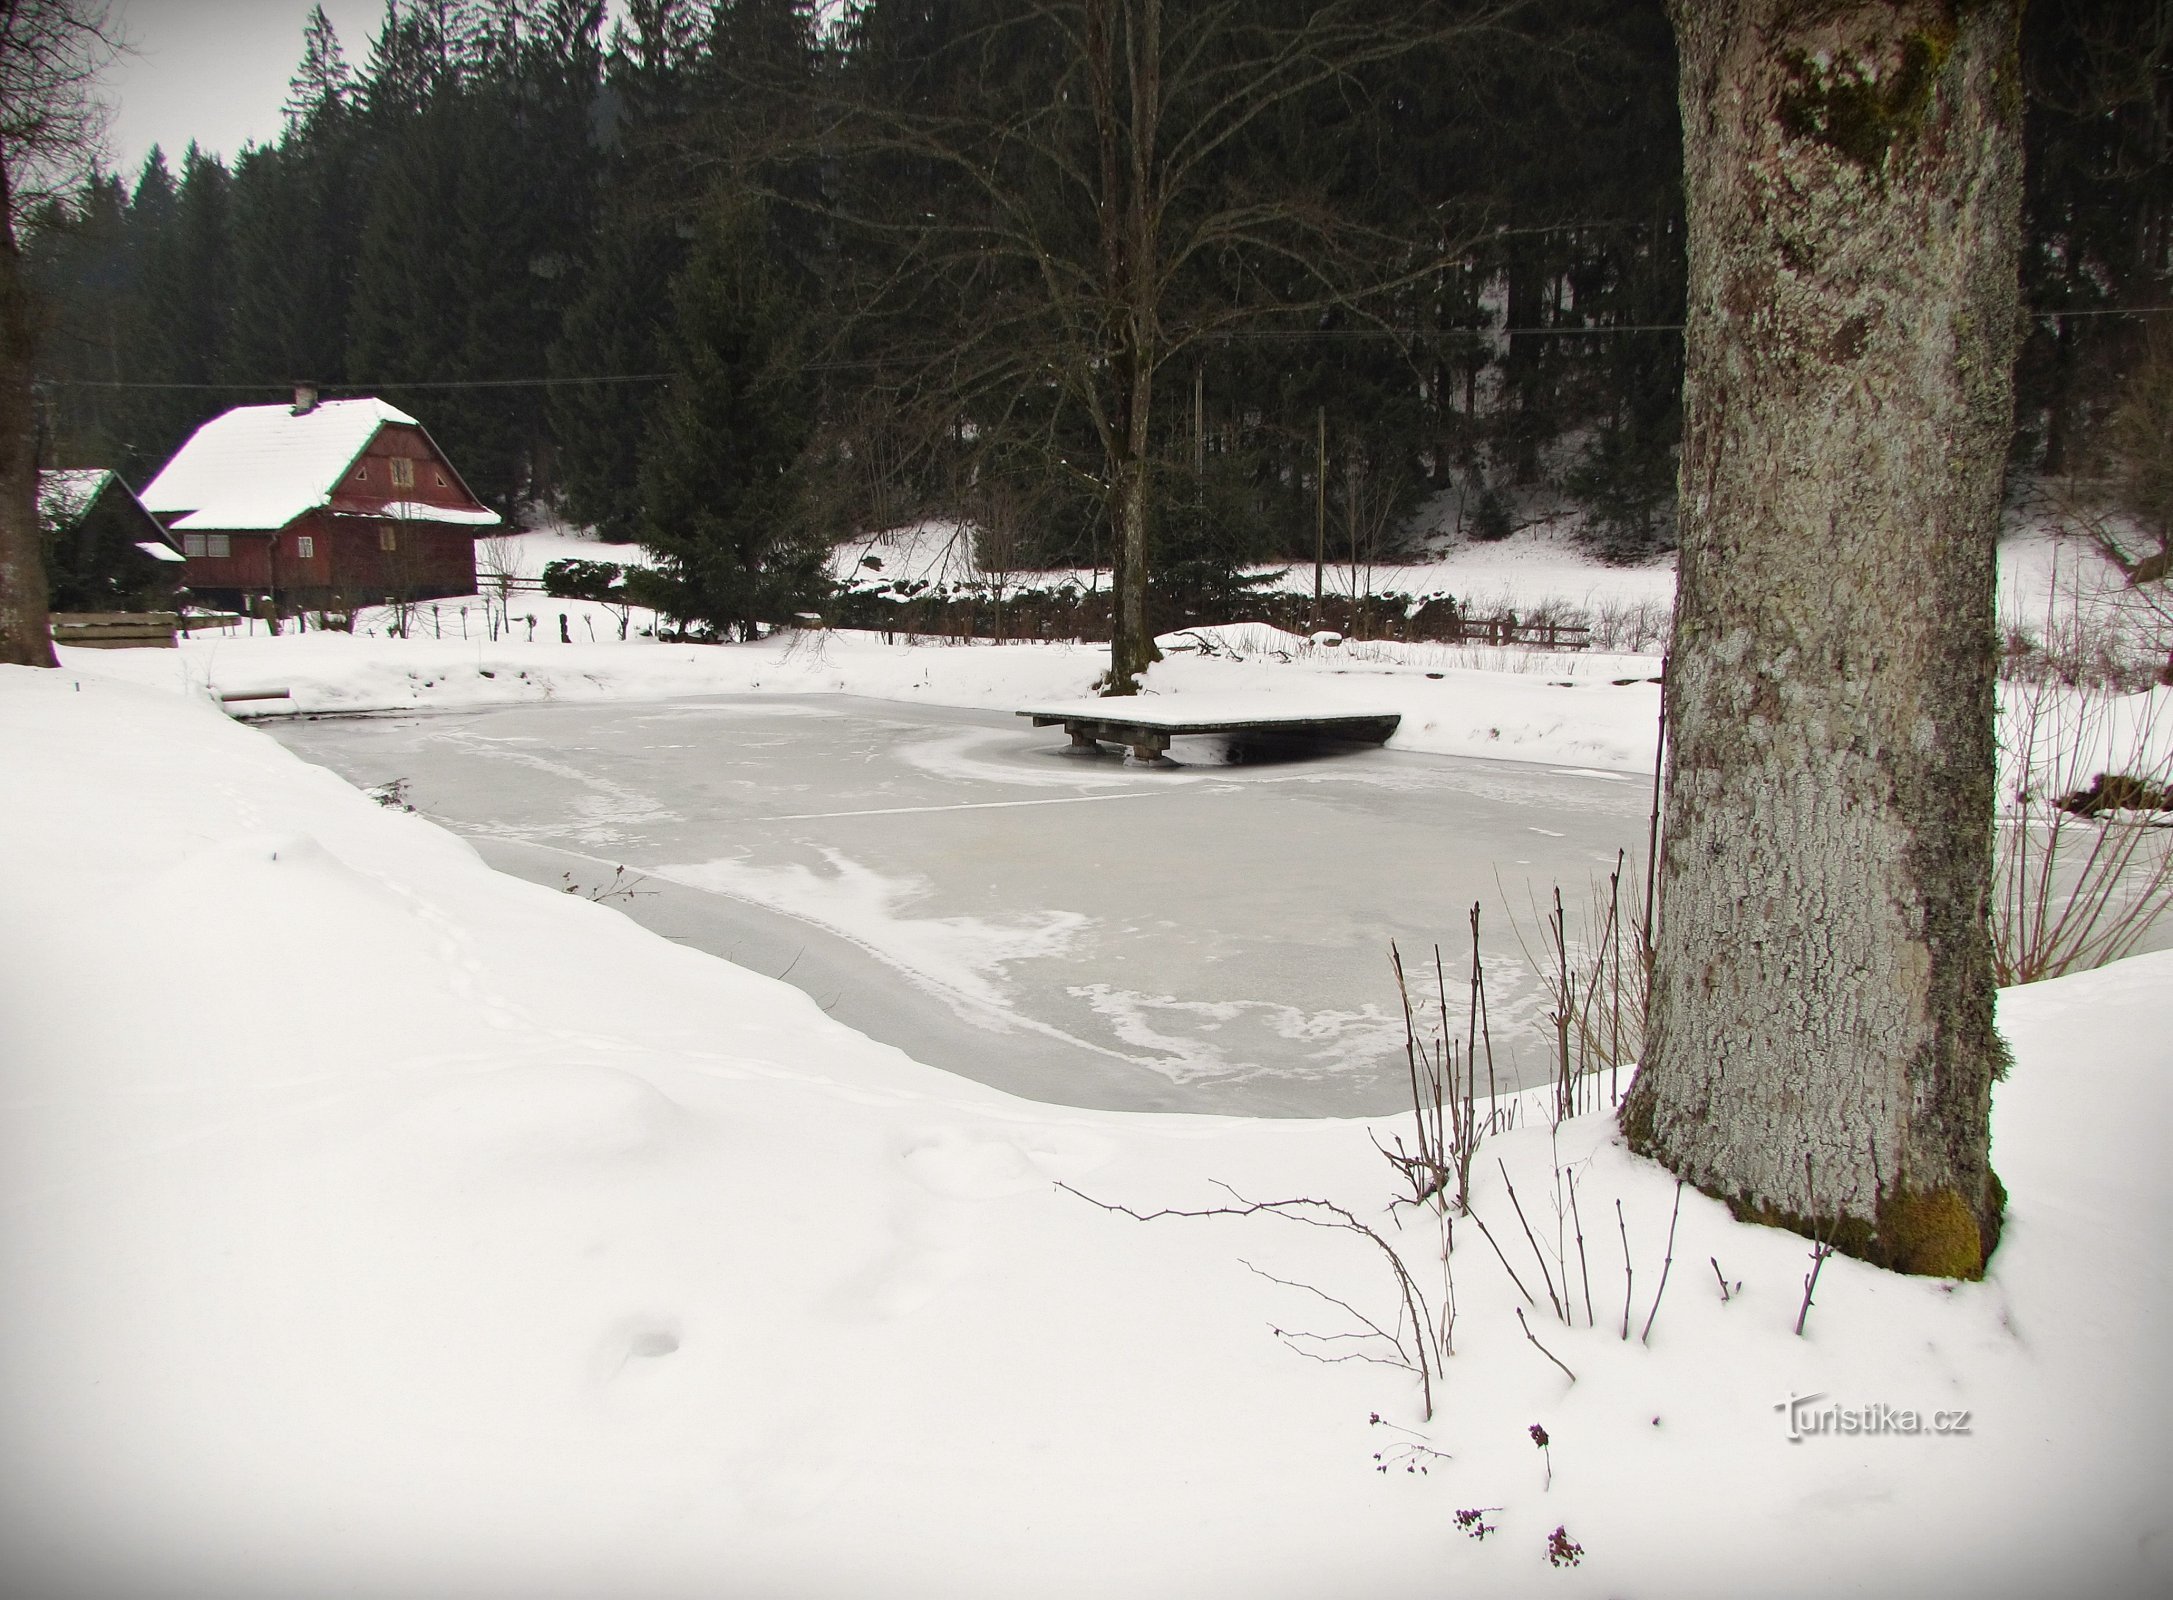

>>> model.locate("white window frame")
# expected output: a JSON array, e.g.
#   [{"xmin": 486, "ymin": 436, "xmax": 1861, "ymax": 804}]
[
  {"xmin": 182, "ymin": 534, "xmax": 206, "ymax": 558},
  {"xmin": 295, "ymin": 534, "xmax": 315, "ymax": 559}
]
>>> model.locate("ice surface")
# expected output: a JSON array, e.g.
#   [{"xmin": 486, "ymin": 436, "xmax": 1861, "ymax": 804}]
[{"xmin": 270, "ymin": 696, "xmax": 1644, "ymax": 1115}]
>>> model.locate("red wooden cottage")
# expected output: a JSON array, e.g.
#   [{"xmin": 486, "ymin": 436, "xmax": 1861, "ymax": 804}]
[{"xmin": 141, "ymin": 390, "xmax": 501, "ymax": 610}]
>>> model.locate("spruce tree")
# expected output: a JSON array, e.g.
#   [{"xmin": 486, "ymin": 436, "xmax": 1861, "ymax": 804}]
[
  {"xmin": 544, "ymin": 1, "xmax": 697, "ymax": 541},
  {"xmin": 549, "ymin": 220, "xmax": 681, "ymax": 540},
  {"xmin": 284, "ymin": 5, "xmax": 356, "ymax": 130},
  {"xmin": 123, "ymin": 145, "xmax": 233, "ymax": 474},
  {"xmin": 635, "ymin": 205, "xmax": 821, "ymax": 637}
]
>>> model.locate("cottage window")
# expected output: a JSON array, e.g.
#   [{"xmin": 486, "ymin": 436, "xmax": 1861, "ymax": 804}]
[
  {"xmin": 182, "ymin": 534, "xmax": 206, "ymax": 558},
  {"xmin": 390, "ymin": 457, "xmax": 415, "ymax": 489},
  {"xmin": 353, "ymin": 464, "xmax": 368, "ymax": 482},
  {"xmin": 434, "ymin": 469, "xmax": 448, "ymax": 487},
  {"xmin": 184, "ymin": 533, "xmax": 230, "ymax": 559},
  {"xmin": 296, "ymin": 534, "xmax": 315, "ymax": 559},
  {"xmin": 379, "ymin": 523, "xmax": 398, "ymax": 552}
]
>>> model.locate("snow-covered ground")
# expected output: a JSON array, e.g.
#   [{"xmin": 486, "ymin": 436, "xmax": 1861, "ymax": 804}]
[
  {"xmin": 6, "ymin": 527, "xmax": 2169, "ymax": 1597},
  {"xmin": 825, "ymin": 517, "xmax": 1677, "ymax": 617},
  {"xmin": 88, "ymin": 621, "xmax": 1670, "ymax": 775}
]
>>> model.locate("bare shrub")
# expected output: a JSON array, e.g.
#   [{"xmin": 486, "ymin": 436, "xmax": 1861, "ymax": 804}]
[
  {"xmin": 1994, "ymin": 678, "xmax": 2173, "ymax": 985},
  {"xmin": 476, "ymin": 534, "xmax": 525, "ymax": 637},
  {"xmin": 1586, "ymin": 594, "xmax": 1672, "ymax": 654},
  {"xmin": 2008, "ymin": 475, "xmax": 2173, "ymax": 693},
  {"xmin": 1501, "ymin": 854, "xmax": 1651, "ymax": 1120},
  {"xmin": 2000, "ymin": 563, "xmax": 2165, "ymax": 692},
  {"xmin": 1063, "ymin": 1181, "xmax": 1449, "ymax": 1421},
  {"xmin": 1377, "ymin": 925, "xmax": 1495, "ymax": 1215}
]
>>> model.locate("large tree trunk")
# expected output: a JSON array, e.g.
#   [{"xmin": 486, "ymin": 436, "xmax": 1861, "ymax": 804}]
[
  {"xmin": 1108, "ymin": 434, "xmax": 1155, "ymax": 692},
  {"xmin": 1101, "ymin": 0, "xmax": 1163, "ymax": 697},
  {"xmin": 1624, "ymin": 0, "xmax": 2024, "ymax": 1278},
  {"xmin": 0, "ymin": 167, "xmax": 57, "ymax": 670}
]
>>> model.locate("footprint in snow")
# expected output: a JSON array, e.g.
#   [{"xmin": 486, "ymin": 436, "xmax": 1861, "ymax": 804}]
[
  {"xmin": 594, "ymin": 1314, "xmax": 683, "ymax": 1382},
  {"xmin": 900, "ymin": 1124, "xmax": 1116, "ymax": 1200}
]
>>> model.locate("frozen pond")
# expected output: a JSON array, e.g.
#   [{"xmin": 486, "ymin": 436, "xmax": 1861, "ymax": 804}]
[{"xmin": 268, "ymin": 696, "xmax": 1652, "ymax": 1116}]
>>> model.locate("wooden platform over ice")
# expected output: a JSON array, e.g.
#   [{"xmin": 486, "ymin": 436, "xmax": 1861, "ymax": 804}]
[{"xmin": 1017, "ymin": 697, "xmax": 1399, "ymax": 764}]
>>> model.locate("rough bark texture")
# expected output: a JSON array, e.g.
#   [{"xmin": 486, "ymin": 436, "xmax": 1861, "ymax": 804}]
[
  {"xmin": 1098, "ymin": 0, "xmax": 1164, "ymax": 697},
  {"xmin": 1625, "ymin": 0, "xmax": 2023, "ymax": 1277},
  {"xmin": 0, "ymin": 161, "xmax": 57, "ymax": 669}
]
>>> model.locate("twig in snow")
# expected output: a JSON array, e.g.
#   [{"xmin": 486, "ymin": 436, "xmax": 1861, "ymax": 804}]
[
  {"xmin": 1499, "ymin": 1159, "xmax": 1565, "ymax": 1321},
  {"xmin": 1242, "ymin": 1261, "xmax": 1417, "ymax": 1375},
  {"xmin": 1470, "ymin": 903, "xmax": 1499, "ymax": 1133},
  {"xmin": 1795, "ymin": 1154, "xmax": 1836, "ymax": 1337},
  {"xmin": 1368, "ymin": 1412, "xmax": 1453, "ymax": 1475},
  {"xmin": 1469, "ymin": 1206, "xmax": 1536, "ymax": 1307},
  {"xmin": 1796, "ymin": 1243, "xmax": 1834, "ymax": 1336},
  {"xmin": 1567, "ymin": 1165, "xmax": 1594, "ymax": 1327},
  {"xmin": 1060, "ymin": 1181, "xmax": 1440, "ymax": 1420},
  {"xmin": 1516, "ymin": 1307, "xmax": 1578, "ymax": 1385},
  {"xmin": 1616, "ymin": 1197, "xmax": 1635, "ymax": 1340},
  {"xmin": 1640, "ymin": 1180, "xmax": 1684, "ymax": 1343},
  {"xmin": 1711, "ymin": 1256, "xmax": 1738, "ymax": 1304}
]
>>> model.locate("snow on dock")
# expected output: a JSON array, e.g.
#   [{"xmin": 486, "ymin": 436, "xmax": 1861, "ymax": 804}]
[{"xmin": 1018, "ymin": 694, "xmax": 1399, "ymax": 762}]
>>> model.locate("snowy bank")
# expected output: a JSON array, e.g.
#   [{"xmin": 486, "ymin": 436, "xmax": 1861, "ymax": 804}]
[
  {"xmin": 1, "ymin": 665, "xmax": 2166, "ymax": 1599},
  {"xmin": 69, "ymin": 622, "xmax": 1668, "ymax": 776}
]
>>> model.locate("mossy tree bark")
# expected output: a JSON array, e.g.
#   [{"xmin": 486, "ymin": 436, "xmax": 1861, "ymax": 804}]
[{"xmin": 1624, "ymin": 0, "xmax": 2024, "ymax": 1278}]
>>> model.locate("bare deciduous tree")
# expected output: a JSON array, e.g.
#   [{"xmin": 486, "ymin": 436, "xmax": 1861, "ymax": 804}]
[
  {"xmin": 781, "ymin": 0, "xmax": 1521, "ymax": 692},
  {"xmin": 1, "ymin": 0, "xmax": 116, "ymax": 667}
]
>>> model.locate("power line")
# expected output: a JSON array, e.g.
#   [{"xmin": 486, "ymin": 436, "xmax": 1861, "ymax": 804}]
[
  {"xmin": 36, "ymin": 373, "xmax": 674, "ymax": 392},
  {"xmin": 36, "ymin": 305, "xmax": 2173, "ymax": 390},
  {"xmin": 1206, "ymin": 322, "xmax": 1686, "ymax": 341},
  {"xmin": 2031, "ymin": 305, "xmax": 2173, "ymax": 318},
  {"xmin": 1206, "ymin": 304, "xmax": 2173, "ymax": 342}
]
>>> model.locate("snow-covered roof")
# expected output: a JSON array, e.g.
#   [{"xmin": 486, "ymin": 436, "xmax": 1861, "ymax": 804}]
[
  {"xmin": 142, "ymin": 398, "xmax": 499, "ymax": 532},
  {"xmin": 37, "ymin": 468, "xmax": 114, "ymax": 528},
  {"xmin": 363, "ymin": 499, "xmax": 503, "ymax": 528},
  {"xmin": 40, "ymin": 469, "xmax": 181, "ymax": 560}
]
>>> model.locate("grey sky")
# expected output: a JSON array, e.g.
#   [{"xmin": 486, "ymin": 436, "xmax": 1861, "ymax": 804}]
[{"xmin": 104, "ymin": 0, "xmax": 389, "ymax": 176}]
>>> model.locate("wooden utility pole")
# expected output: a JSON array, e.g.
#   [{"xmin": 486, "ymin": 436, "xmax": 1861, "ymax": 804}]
[
  {"xmin": 1193, "ymin": 365, "xmax": 1204, "ymax": 478},
  {"xmin": 1312, "ymin": 405, "xmax": 1325, "ymax": 629},
  {"xmin": 1345, "ymin": 440, "xmax": 1364, "ymax": 640},
  {"xmin": 1193, "ymin": 364, "xmax": 1206, "ymax": 544}
]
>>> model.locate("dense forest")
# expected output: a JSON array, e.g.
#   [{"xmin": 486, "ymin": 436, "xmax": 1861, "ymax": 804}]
[{"xmin": 19, "ymin": 0, "xmax": 2171, "ymax": 632}]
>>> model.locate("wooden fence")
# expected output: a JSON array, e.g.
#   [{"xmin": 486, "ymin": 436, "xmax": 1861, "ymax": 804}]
[
  {"xmin": 827, "ymin": 586, "xmax": 1590, "ymax": 650},
  {"xmin": 52, "ymin": 611, "xmax": 178, "ymax": 649}
]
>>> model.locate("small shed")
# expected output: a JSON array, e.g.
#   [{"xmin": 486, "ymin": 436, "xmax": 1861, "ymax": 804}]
[
  {"xmin": 38, "ymin": 469, "xmax": 187, "ymax": 613},
  {"xmin": 140, "ymin": 390, "xmax": 502, "ymax": 611}
]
